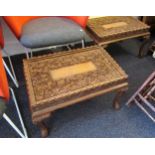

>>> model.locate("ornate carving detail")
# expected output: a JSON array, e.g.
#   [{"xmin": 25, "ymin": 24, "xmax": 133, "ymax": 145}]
[
  {"xmin": 87, "ymin": 16, "xmax": 150, "ymax": 41},
  {"xmin": 23, "ymin": 46, "xmax": 128, "ymax": 118}
]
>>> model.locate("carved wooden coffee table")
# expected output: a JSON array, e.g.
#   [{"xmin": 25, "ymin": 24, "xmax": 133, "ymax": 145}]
[
  {"xmin": 23, "ymin": 46, "xmax": 128, "ymax": 137},
  {"xmin": 87, "ymin": 16, "xmax": 150, "ymax": 57}
]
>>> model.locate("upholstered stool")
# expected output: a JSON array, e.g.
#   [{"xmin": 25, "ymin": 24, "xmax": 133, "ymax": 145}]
[{"xmin": 20, "ymin": 17, "xmax": 86, "ymax": 49}]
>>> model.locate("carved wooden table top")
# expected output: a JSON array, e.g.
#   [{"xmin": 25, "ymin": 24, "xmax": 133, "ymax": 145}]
[
  {"xmin": 23, "ymin": 46, "xmax": 128, "ymax": 123},
  {"xmin": 87, "ymin": 16, "xmax": 150, "ymax": 46}
]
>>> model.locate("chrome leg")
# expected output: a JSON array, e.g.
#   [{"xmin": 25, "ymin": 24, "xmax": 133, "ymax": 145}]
[
  {"xmin": 23, "ymin": 47, "xmax": 30, "ymax": 59},
  {"xmin": 81, "ymin": 39, "xmax": 85, "ymax": 48},
  {"xmin": 10, "ymin": 88, "xmax": 28, "ymax": 138},
  {"xmin": 26, "ymin": 52, "xmax": 29, "ymax": 59},
  {"xmin": 2, "ymin": 59, "xmax": 19, "ymax": 88},
  {"xmin": 3, "ymin": 113, "xmax": 26, "ymax": 138},
  {"xmin": 153, "ymin": 51, "xmax": 155, "ymax": 59},
  {"xmin": 30, "ymin": 49, "xmax": 33, "ymax": 58},
  {"xmin": 2, "ymin": 49, "xmax": 19, "ymax": 88},
  {"xmin": 66, "ymin": 45, "xmax": 71, "ymax": 50}
]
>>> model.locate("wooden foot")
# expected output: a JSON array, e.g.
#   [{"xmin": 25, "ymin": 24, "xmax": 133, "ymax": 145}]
[
  {"xmin": 33, "ymin": 113, "xmax": 53, "ymax": 138},
  {"xmin": 102, "ymin": 44, "xmax": 108, "ymax": 48},
  {"xmin": 113, "ymin": 90, "xmax": 125, "ymax": 110},
  {"xmin": 139, "ymin": 37, "xmax": 152, "ymax": 58},
  {"xmin": 37, "ymin": 122, "xmax": 49, "ymax": 138}
]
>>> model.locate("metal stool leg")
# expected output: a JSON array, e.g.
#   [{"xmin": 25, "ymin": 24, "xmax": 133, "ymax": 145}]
[
  {"xmin": 3, "ymin": 50, "xmax": 19, "ymax": 86},
  {"xmin": 10, "ymin": 88, "xmax": 28, "ymax": 138},
  {"xmin": 3, "ymin": 113, "xmax": 26, "ymax": 138},
  {"xmin": 2, "ymin": 49, "xmax": 19, "ymax": 88},
  {"xmin": 30, "ymin": 49, "xmax": 33, "ymax": 58},
  {"xmin": 66, "ymin": 45, "xmax": 71, "ymax": 50},
  {"xmin": 2, "ymin": 59, "xmax": 19, "ymax": 88},
  {"xmin": 81, "ymin": 39, "xmax": 85, "ymax": 48},
  {"xmin": 23, "ymin": 47, "xmax": 30, "ymax": 59},
  {"xmin": 153, "ymin": 51, "xmax": 155, "ymax": 59}
]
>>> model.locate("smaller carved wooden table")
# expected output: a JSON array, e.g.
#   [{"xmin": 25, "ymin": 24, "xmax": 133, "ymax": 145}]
[
  {"xmin": 23, "ymin": 46, "xmax": 128, "ymax": 137},
  {"xmin": 87, "ymin": 16, "xmax": 150, "ymax": 57}
]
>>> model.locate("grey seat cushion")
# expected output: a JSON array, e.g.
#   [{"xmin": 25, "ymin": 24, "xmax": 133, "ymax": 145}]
[{"xmin": 20, "ymin": 17, "xmax": 85, "ymax": 49}]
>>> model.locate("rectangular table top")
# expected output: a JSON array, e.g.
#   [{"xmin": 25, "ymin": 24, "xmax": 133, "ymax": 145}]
[
  {"xmin": 23, "ymin": 46, "xmax": 128, "ymax": 120},
  {"xmin": 87, "ymin": 16, "xmax": 150, "ymax": 45}
]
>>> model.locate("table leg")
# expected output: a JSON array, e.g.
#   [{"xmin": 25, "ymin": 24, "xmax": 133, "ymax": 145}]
[
  {"xmin": 113, "ymin": 90, "xmax": 125, "ymax": 110},
  {"xmin": 33, "ymin": 112, "xmax": 53, "ymax": 137},
  {"xmin": 139, "ymin": 35, "xmax": 151, "ymax": 57},
  {"xmin": 37, "ymin": 121, "xmax": 49, "ymax": 138}
]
